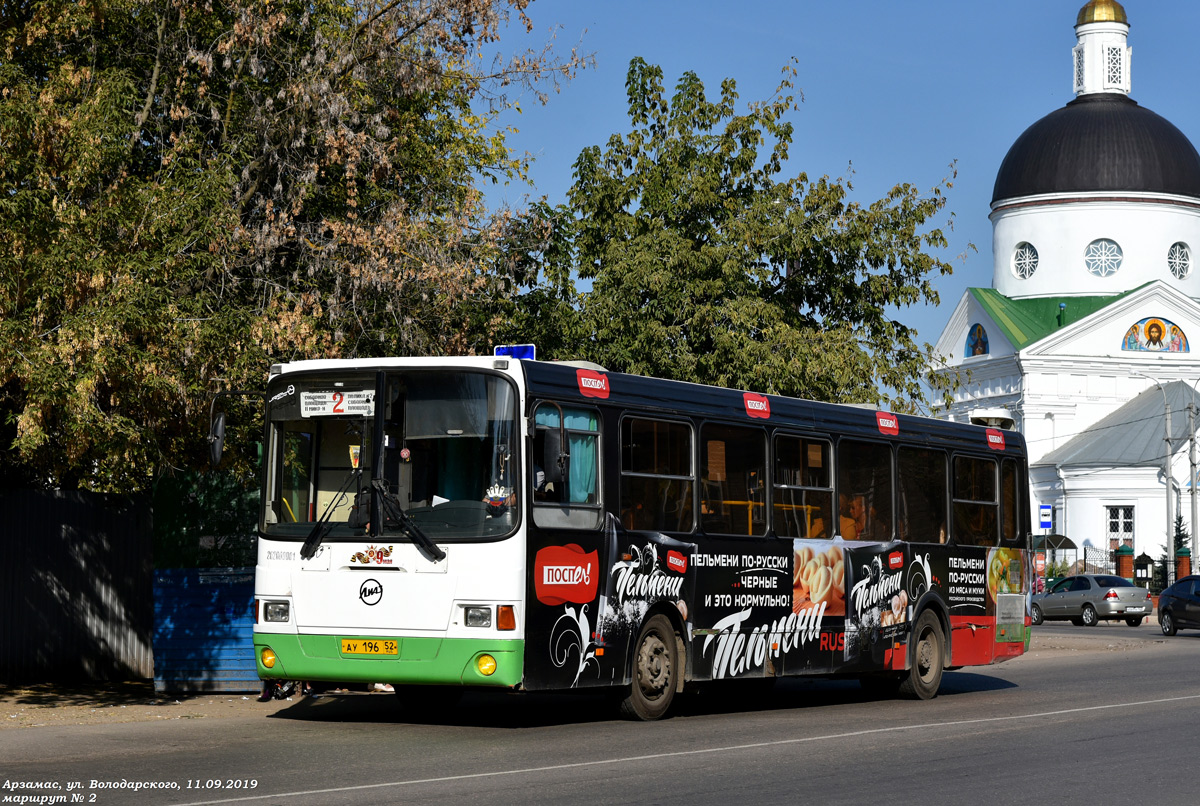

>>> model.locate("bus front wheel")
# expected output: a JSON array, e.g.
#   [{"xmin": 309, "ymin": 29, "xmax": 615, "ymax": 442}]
[
  {"xmin": 619, "ymin": 614, "xmax": 678, "ymax": 721},
  {"xmin": 899, "ymin": 611, "xmax": 944, "ymax": 700}
]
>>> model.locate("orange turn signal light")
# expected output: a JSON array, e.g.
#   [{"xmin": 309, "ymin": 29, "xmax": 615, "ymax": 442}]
[{"xmin": 497, "ymin": 605, "xmax": 516, "ymax": 631}]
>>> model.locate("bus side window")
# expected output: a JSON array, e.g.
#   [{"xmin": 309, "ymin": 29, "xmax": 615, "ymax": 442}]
[
  {"xmin": 773, "ymin": 435, "xmax": 833, "ymax": 539},
  {"xmin": 836, "ymin": 440, "xmax": 893, "ymax": 541},
  {"xmin": 897, "ymin": 447, "xmax": 947, "ymax": 543},
  {"xmin": 699, "ymin": 423, "xmax": 766, "ymax": 536},
  {"xmin": 532, "ymin": 403, "xmax": 602, "ymax": 530},
  {"xmin": 1000, "ymin": 458, "xmax": 1020, "ymax": 545},
  {"xmin": 952, "ymin": 455, "xmax": 999, "ymax": 546},
  {"xmin": 620, "ymin": 417, "xmax": 694, "ymax": 533}
]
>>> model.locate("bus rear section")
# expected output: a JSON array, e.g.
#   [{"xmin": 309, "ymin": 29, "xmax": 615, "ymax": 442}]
[{"xmin": 252, "ymin": 361, "xmax": 528, "ymax": 692}]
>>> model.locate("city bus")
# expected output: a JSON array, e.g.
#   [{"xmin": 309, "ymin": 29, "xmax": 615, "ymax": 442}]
[{"xmin": 242, "ymin": 356, "xmax": 1031, "ymax": 719}]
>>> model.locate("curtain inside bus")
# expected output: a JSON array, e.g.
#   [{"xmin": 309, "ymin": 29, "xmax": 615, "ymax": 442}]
[{"xmin": 535, "ymin": 406, "xmax": 598, "ymax": 503}]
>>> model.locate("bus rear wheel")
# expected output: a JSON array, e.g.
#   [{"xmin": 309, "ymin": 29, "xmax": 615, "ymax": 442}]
[
  {"xmin": 619, "ymin": 614, "xmax": 678, "ymax": 721},
  {"xmin": 899, "ymin": 611, "xmax": 944, "ymax": 700}
]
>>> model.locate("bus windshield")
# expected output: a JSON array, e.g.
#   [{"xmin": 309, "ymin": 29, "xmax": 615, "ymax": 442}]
[{"xmin": 262, "ymin": 369, "xmax": 519, "ymax": 541}]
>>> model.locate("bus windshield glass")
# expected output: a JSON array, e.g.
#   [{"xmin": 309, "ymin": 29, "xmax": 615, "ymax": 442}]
[{"xmin": 262, "ymin": 369, "xmax": 519, "ymax": 541}]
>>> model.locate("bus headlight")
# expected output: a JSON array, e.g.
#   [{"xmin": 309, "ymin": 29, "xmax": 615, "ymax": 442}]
[
  {"xmin": 264, "ymin": 601, "xmax": 290, "ymax": 623},
  {"xmin": 464, "ymin": 606, "xmax": 492, "ymax": 628},
  {"xmin": 261, "ymin": 648, "xmax": 277, "ymax": 669},
  {"xmin": 476, "ymin": 654, "xmax": 497, "ymax": 676}
]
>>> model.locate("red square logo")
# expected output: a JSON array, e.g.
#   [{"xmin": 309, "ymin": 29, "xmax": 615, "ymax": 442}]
[
  {"xmin": 577, "ymin": 370, "xmax": 610, "ymax": 399},
  {"xmin": 743, "ymin": 393, "xmax": 771, "ymax": 419},
  {"xmin": 876, "ymin": 411, "xmax": 899, "ymax": 436},
  {"xmin": 534, "ymin": 544, "xmax": 599, "ymax": 605}
]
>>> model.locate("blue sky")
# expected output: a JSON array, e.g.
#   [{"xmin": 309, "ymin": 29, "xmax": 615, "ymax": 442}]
[{"xmin": 488, "ymin": 0, "xmax": 1200, "ymax": 350}]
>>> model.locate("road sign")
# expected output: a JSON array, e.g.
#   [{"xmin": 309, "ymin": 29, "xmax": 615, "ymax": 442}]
[{"xmin": 1039, "ymin": 505, "xmax": 1052, "ymax": 530}]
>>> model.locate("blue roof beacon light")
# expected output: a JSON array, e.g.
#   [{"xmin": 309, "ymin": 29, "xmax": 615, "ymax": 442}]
[{"xmin": 493, "ymin": 344, "xmax": 536, "ymax": 360}]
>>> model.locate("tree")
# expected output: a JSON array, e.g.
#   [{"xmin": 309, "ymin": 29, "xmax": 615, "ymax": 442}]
[
  {"xmin": 522, "ymin": 59, "xmax": 958, "ymax": 408},
  {"xmin": 1170, "ymin": 512, "xmax": 1189, "ymax": 558},
  {"xmin": 0, "ymin": 0, "xmax": 585, "ymax": 492}
]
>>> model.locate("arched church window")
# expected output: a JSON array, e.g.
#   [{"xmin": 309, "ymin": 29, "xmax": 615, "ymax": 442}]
[
  {"xmin": 1084, "ymin": 239, "xmax": 1122, "ymax": 277},
  {"xmin": 1168, "ymin": 242, "xmax": 1191, "ymax": 279},
  {"xmin": 1012, "ymin": 242, "xmax": 1038, "ymax": 279},
  {"xmin": 965, "ymin": 324, "xmax": 989, "ymax": 357}
]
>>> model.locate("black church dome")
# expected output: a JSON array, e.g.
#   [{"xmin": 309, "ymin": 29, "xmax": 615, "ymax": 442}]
[{"xmin": 992, "ymin": 93, "xmax": 1200, "ymax": 203}]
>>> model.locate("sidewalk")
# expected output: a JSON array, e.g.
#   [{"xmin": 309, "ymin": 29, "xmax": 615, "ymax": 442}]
[{"xmin": 0, "ymin": 681, "xmax": 298, "ymax": 730}]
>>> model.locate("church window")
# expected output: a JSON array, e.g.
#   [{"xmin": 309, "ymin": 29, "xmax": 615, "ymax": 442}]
[
  {"xmin": 1106, "ymin": 46, "xmax": 1123, "ymax": 86},
  {"xmin": 1168, "ymin": 242, "xmax": 1191, "ymax": 279},
  {"xmin": 1013, "ymin": 242, "xmax": 1038, "ymax": 279},
  {"xmin": 1074, "ymin": 47, "xmax": 1084, "ymax": 92},
  {"xmin": 1106, "ymin": 505, "xmax": 1133, "ymax": 551},
  {"xmin": 1085, "ymin": 238, "xmax": 1122, "ymax": 277}
]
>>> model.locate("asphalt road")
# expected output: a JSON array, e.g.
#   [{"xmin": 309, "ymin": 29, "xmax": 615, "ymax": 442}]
[{"xmin": 3, "ymin": 624, "xmax": 1197, "ymax": 806}]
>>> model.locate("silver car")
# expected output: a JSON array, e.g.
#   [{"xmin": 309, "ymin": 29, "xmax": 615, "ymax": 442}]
[{"xmin": 1031, "ymin": 574, "xmax": 1153, "ymax": 627}]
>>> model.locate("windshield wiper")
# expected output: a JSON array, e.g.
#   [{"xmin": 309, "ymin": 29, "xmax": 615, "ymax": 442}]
[
  {"xmin": 299, "ymin": 469, "xmax": 360, "ymax": 560},
  {"xmin": 371, "ymin": 478, "xmax": 446, "ymax": 563}
]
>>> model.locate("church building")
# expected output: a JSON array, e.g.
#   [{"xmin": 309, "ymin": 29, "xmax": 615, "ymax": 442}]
[{"xmin": 933, "ymin": 1, "xmax": 1200, "ymax": 564}]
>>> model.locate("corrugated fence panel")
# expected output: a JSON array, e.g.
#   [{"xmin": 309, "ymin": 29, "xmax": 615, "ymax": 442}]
[
  {"xmin": 152, "ymin": 568, "xmax": 258, "ymax": 693},
  {"xmin": 0, "ymin": 489, "xmax": 154, "ymax": 682}
]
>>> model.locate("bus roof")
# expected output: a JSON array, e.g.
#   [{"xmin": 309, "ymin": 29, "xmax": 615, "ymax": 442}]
[{"xmin": 520, "ymin": 360, "xmax": 1023, "ymax": 457}]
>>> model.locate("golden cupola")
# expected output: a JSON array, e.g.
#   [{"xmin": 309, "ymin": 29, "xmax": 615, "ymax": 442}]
[{"xmin": 1076, "ymin": 1, "xmax": 1128, "ymax": 26}]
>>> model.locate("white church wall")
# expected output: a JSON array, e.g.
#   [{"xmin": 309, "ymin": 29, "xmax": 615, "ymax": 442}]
[
  {"xmin": 991, "ymin": 198, "xmax": 1200, "ymax": 300},
  {"xmin": 1032, "ymin": 465, "xmax": 1170, "ymax": 558}
]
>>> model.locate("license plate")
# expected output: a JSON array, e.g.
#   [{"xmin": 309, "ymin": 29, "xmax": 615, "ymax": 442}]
[
  {"xmin": 340, "ymin": 638, "xmax": 398, "ymax": 656},
  {"xmin": 1125, "ymin": 606, "xmax": 1144, "ymax": 613}
]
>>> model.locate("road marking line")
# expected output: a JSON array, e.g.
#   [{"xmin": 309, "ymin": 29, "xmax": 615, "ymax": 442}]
[{"xmin": 173, "ymin": 692, "xmax": 1200, "ymax": 806}]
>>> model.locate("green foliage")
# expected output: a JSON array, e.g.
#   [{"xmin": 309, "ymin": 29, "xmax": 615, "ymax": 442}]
[
  {"xmin": 511, "ymin": 59, "xmax": 958, "ymax": 408},
  {"xmin": 152, "ymin": 466, "xmax": 260, "ymax": 568},
  {"xmin": 1169, "ymin": 512, "xmax": 1189, "ymax": 558},
  {"xmin": 0, "ymin": 0, "xmax": 584, "ymax": 492}
]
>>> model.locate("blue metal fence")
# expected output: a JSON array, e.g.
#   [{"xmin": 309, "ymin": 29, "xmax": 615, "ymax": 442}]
[{"xmin": 152, "ymin": 568, "xmax": 258, "ymax": 693}]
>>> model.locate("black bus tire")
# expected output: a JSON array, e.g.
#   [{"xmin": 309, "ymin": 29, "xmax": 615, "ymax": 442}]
[
  {"xmin": 899, "ymin": 610, "xmax": 944, "ymax": 700},
  {"xmin": 619, "ymin": 614, "xmax": 678, "ymax": 721}
]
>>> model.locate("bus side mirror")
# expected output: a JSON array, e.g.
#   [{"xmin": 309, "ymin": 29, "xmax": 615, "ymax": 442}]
[{"xmin": 208, "ymin": 411, "xmax": 226, "ymax": 468}]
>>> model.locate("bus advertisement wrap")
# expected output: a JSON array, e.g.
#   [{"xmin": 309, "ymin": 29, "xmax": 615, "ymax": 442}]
[{"xmin": 243, "ymin": 357, "xmax": 1031, "ymax": 719}]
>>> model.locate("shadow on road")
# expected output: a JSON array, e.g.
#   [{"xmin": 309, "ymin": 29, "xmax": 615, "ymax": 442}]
[{"xmin": 264, "ymin": 670, "xmax": 1018, "ymax": 729}]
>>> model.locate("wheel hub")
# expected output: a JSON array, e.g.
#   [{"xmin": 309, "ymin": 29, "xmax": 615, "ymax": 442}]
[
  {"xmin": 637, "ymin": 634, "xmax": 671, "ymax": 696},
  {"xmin": 916, "ymin": 635, "xmax": 934, "ymax": 673}
]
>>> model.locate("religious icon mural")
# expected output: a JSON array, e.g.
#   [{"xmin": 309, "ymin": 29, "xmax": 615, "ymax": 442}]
[
  {"xmin": 1121, "ymin": 317, "xmax": 1189, "ymax": 352},
  {"xmin": 965, "ymin": 323, "xmax": 989, "ymax": 357}
]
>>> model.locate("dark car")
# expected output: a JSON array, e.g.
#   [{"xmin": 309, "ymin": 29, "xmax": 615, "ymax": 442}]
[
  {"xmin": 1031, "ymin": 574, "xmax": 1153, "ymax": 626},
  {"xmin": 1157, "ymin": 575, "xmax": 1200, "ymax": 636}
]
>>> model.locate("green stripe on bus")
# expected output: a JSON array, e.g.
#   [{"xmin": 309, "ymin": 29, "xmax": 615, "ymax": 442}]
[{"xmin": 255, "ymin": 634, "xmax": 524, "ymax": 688}]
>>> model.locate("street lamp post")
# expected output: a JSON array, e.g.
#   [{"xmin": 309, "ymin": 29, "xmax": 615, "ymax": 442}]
[
  {"xmin": 1132, "ymin": 371, "xmax": 1172, "ymax": 583},
  {"xmin": 1191, "ymin": 378, "xmax": 1200, "ymax": 571}
]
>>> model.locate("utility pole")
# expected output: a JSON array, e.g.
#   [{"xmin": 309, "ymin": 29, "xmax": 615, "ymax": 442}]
[
  {"xmin": 1190, "ymin": 400, "xmax": 1197, "ymax": 570},
  {"xmin": 1133, "ymin": 372, "xmax": 1172, "ymax": 583}
]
